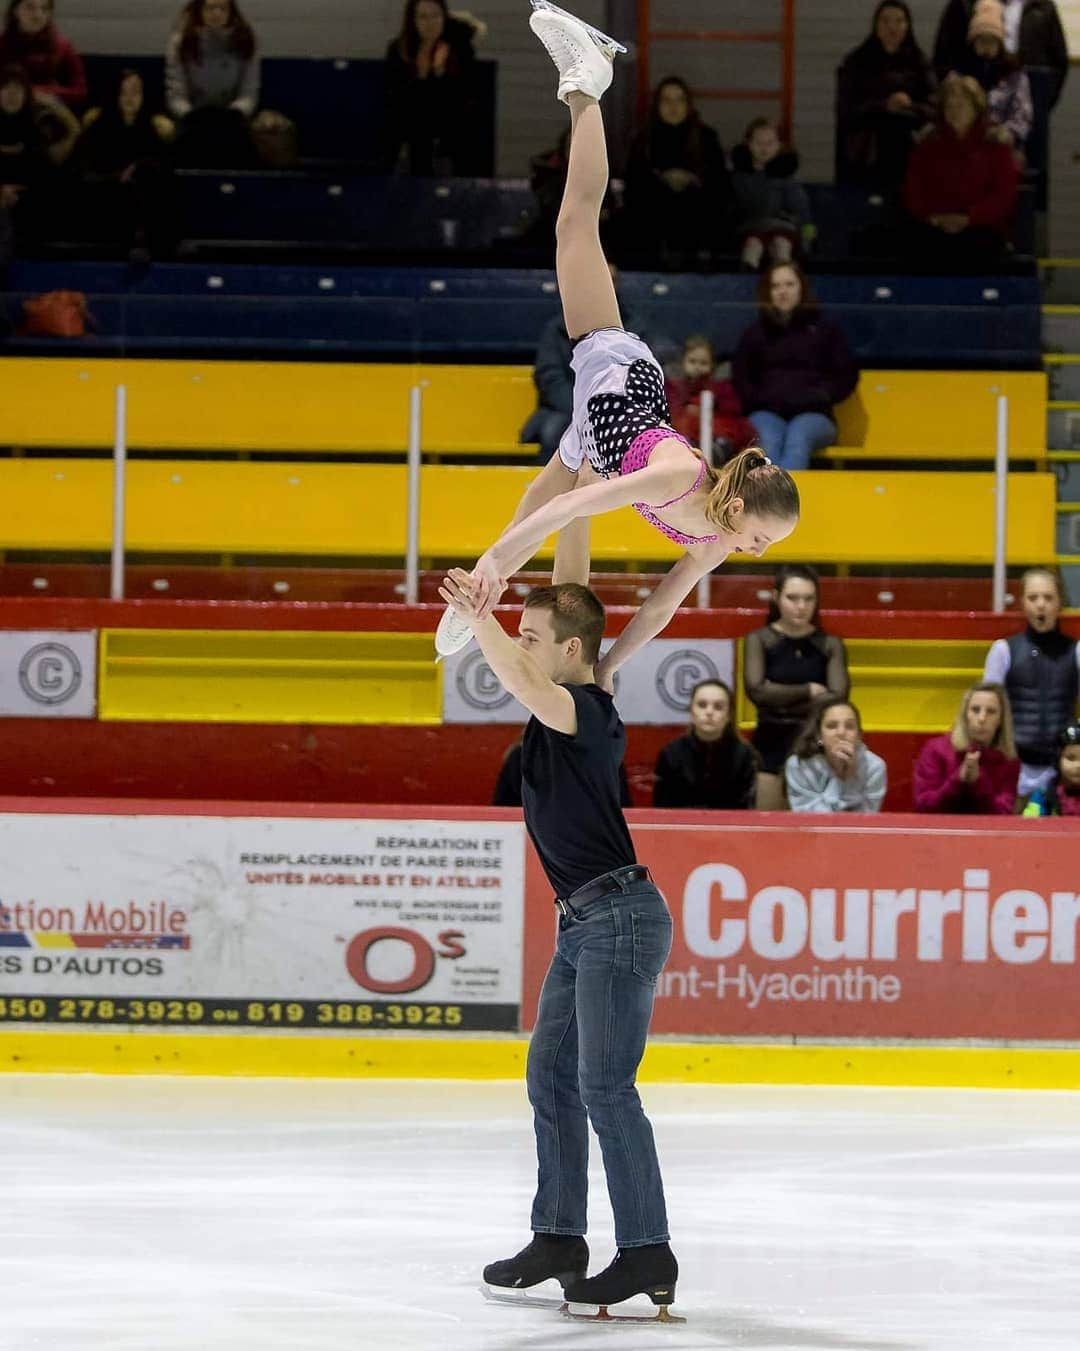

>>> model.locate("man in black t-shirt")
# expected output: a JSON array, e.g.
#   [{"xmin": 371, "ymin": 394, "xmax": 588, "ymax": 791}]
[{"xmin": 439, "ymin": 566, "xmax": 679, "ymax": 1320}]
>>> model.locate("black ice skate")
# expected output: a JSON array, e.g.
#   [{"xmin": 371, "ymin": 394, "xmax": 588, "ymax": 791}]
[
  {"xmin": 562, "ymin": 1242, "xmax": 685, "ymax": 1324},
  {"xmin": 480, "ymin": 1234, "xmax": 589, "ymax": 1309}
]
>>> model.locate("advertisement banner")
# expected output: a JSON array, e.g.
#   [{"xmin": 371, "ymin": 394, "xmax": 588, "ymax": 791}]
[
  {"xmin": 443, "ymin": 638, "xmax": 735, "ymax": 724},
  {"xmin": 0, "ymin": 815, "xmax": 524, "ymax": 1032},
  {"xmin": 0, "ymin": 632, "xmax": 96, "ymax": 717},
  {"xmin": 523, "ymin": 815, "xmax": 1080, "ymax": 1040}
]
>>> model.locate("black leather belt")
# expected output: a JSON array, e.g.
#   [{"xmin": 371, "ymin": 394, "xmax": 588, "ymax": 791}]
[{"xmin": 555, "ymin": 864, "xmax": 650, "ymax": 915}]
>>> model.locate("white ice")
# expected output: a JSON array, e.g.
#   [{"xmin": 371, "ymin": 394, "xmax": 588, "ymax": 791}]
[{"xmin": 4, "ymin": 1074, "xmax": 1080, "ymax": 1350}]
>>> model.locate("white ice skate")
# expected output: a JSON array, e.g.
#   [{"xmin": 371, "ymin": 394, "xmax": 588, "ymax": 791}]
[
  {"xmin": 434, "ymin": 604, "xmax": 475, "ymax": 659},
  {"xmin": 528, "ymin": 1, "xmax": 622, "ymax": 105}
]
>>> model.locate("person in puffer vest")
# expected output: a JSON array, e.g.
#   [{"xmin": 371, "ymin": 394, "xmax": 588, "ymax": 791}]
[{"xmin": 983, "ymin": 567, "xmax": 1079, "ymax": 796}]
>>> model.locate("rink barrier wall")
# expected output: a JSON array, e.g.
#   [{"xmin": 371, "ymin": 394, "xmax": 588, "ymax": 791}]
[
  {"xmin": 3, "ymin": 1032, "xmax": 1080, "ymax": 1091},
  {"xmin": 2, "ymin": 799, "xmax": 1080, "ymax": 1087}
]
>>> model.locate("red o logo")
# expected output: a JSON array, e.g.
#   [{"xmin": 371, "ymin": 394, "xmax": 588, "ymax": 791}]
[{"xmin": 345, "ymin": 927, "xmax": 435, "ymax": 994}]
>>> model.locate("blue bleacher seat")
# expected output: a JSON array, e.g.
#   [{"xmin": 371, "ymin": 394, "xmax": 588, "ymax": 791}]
[{"xmin": 4, "ymin": 262, "xmax": 1041, "ymax": 368}]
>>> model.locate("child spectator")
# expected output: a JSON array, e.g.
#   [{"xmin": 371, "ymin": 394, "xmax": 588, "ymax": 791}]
[
  {"xmin": 0, "ymin": 0, "xmax": 85, "ymax": 109},
  {"xmin": 984, "ymin": 567, "xmax": 1079, "ymax": 798},
  {"xmin": 653, "ymin": 678, "xmax": 757, "ymax": 810},
  {"xmin": 730, "ymin": 116, "xmax": 811, "ymax": 271},
  {"xmin": 1019, "ymin": 722, "xmax": 1080, "ymax": 815},
  {"xmin": 732, "ymin": 262, "xmax": 859, "ymax": 470},
  {"xmin": 384, "ymin": 0, "xmax": 480, "ymax": 176},
  {"xmin": 621, "ymin": 75, "xmax": 733, "ymax": 266},
  {"xmin": 952, "ymin": 0, "xmax": 1033, "ymax": 158},
  {"xmin": 743, "ymin": 564, "xmax": 849, "ymax": 810},
  {"xmin": 664, "ymin": 335, "xmax": 756, "ymax": 458},
  {"xmin": 913, "ymin": 681, "xmax": 1019, "ymax": 814},
  {"xmin": 79, "ymin": 70, "xmax": 176, "ymax": 259},
  {"xmin": 166, "ymin": 0, "xmax": 261, "ymax": 168},
  {"xmin": 902, "ymin": 73, "xmax": 1019, "ymax": 268},
  {"xmin": 786, "ymin": 697, "xmax": 887, "ymax": 813},
  {"xmin": 836, "ymin": 1, "xmax": 936, "ymax": 187},
  {"xmin": 933, "ymin": 0, "xmax": 1068, "ymax": 107}
]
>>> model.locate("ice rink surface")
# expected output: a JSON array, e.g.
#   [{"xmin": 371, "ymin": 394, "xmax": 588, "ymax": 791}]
[{"xmin": 4, "ymin": 1072, "xmax": 1080, "ymax": 1351}]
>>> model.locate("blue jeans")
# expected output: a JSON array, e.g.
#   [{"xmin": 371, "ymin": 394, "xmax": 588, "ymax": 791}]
[
  {"xmin": 749, "ymin": 410, "xmax": 836, "ymax": 471},
  {"xmin": 526, "ymin": 876, "xmax": 672, "ymax": 1248}
]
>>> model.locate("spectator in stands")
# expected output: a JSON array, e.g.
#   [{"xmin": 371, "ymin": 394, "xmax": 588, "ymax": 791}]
[
  {"xmin": 744, "ymin": 564, "xmax": 850, "ymax": 811},
  {"xmin": 664, "ymin": 335, "xmax": 755, "ymax": 459},
  {"xmin": 836, "ymin": 1, "xmax": 936, "ymax": 188},
  {"xmin": 952, "ymin": 0, "xmax": 1033, "ymax": 158},
  {"xmin": 984, "ymin": 566, "xmax": 1079, "ymax": 798},
  {"xmin": 786, "ymin": 697, "xmax": 886, "ymax": 812},
  {"xmin": 730, "ymin": 116, "xmax": 811, "ymax": 271},
  {"xmin": 1019, "ymin": 721, "xmax": 1080, "ymax": 815},
  {"xmin": 902, "ymin": 73, "xmax": 1019, "ymax": 268},
  {"xmin": 166, "ymin": 0, "xmax": 261, "ymax": 168},
  {"xmin": 494, "ymin": 737, "xmax": 632, "ymax": 807},
  {"xmin": 0, "ymin": 0, "xmax": 85, "ymax": 109},
  {"xmin": 913, "ymin": 681, "xmax": 1019, "ymax": 813},
  {"xmin": 79, "ymin": 70, "xmax": 176, "ymax": 259},
  {"xmin": 621, "ymin": 75, "xmax": 733, "ymax": 267},
  {"xmin": 653, "ymin": 678, "xmax": 757, "ymax": 809},
  {"xmin": 732, "ymin": 262, "xmax": 858, "ymax": 470},
  {"xmin": 520, "ymin": 264, "xmax": 675, "ymax": 464},
  {"xmin": 933, "ymin": 0, "xmax": 1068, "ymax": 107},
  {"xmin": 384, "ymin": 0, "xmax": 481, "ymax": 176},
  {"xmin": 0, "ymin": 61, "xmax": 75, "ymax": 256}
]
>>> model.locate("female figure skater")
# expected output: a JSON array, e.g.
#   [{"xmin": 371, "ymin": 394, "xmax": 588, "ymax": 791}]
[{"xmin": 436, "ymin": 0, "xmax": 801, "ymax": 679}]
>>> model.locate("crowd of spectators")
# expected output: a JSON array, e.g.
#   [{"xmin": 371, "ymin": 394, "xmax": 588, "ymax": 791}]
[
  {"xmin": 0, "ymin": 0, "xmax": 1064, "ymax": 268},
  {"xmin": 490, "ymin": 565, "xmax": 1078, "ymax": 818}
]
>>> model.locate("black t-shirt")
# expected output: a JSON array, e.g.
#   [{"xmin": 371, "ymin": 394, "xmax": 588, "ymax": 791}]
[{"xmin": 521, "ymin": 683, "xmax": 636, "ymax": 897}]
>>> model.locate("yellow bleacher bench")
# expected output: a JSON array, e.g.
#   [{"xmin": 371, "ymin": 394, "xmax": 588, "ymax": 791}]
[
  {"xmin": 0, "ymin": 358, "xmax": 1046, "ymax": 463},
  {"xmin": 0, "ymin": 460, "xmax": 1054, "ymax": 566},
  {"xmin": 826, "ymin": 370, "xmax": 1046, "ymax": 463}
]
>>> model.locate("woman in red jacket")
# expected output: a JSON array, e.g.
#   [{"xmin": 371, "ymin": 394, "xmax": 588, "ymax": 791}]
[
  {"xmin": 0, "ymin": 0, "xmax": 85, "ymax": 108},
  {"xmin": 913, "ymin": 681, "xmax": 1019, "ymax": 814},
  {"xmin": 903, "ymin": 71, "xmax": 1017, "ymax": 267}
]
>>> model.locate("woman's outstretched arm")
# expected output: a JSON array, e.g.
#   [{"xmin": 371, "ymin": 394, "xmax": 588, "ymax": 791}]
[
  {"xmin": 594, "ymin": 549, "xmax": 721, "ymax": 684},
  {"xmin": 472, "ymin": 456, "xmax": 695, "ymax": 613}
]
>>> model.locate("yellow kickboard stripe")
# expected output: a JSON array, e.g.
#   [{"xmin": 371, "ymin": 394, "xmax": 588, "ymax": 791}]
[{"xmin": 1, "ymin": 1032, "xmax": 1079, "ymax": 1091}]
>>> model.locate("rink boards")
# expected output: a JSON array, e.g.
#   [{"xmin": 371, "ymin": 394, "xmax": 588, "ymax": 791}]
[{"xmin": 0, "ymin": 801, "xmax": 1078, "ymax": 1089}]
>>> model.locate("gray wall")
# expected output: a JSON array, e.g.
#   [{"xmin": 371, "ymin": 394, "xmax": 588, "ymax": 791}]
[{"xmin": 59, "ymin": 0, "xmax": 1079, "ymax": 248}]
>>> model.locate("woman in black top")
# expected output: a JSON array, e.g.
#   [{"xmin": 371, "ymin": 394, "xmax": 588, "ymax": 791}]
[
  {"xmin": 654, "ymin": 678, "xmax": 757, "ymax": 809},
  {"xmin": 384, "ymin": 0, "xmax": 479, "ymax": 176},
  {"xmin": 836, "ymin": 0, "xmax": 937, "ymax": 187},
  {"xmin": 79, "ymin": 69, "xmax": 175, "ymax": 256},
  {"xmin": 621, "ymin": 75, "xmax": 732, "ymax": 266},
  {"xmin": 743, "ymin": 564, "xmax": 849, "ymax": 810}
]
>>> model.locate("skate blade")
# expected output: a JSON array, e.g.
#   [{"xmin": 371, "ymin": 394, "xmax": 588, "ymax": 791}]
[
  {"xmin": 479, "ymin": 1284, "xmax": 567, "ymax": 1311},
  {"xmin": 563, "ymin": 1302, "xmax": 687, "ymax": 1324},
  {"xmin": 528, "ymin": 0, "xmax": 628, "ymax": 54}
]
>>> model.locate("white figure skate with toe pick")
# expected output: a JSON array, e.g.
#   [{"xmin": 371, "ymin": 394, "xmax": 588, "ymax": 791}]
[{"xmin": 528, "ymin": 1, "xmax": 622, "ymax": 104}]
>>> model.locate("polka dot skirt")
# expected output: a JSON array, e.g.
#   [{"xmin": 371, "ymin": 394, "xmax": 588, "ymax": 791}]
[{"xmin": 584, "ymin": 358, "xmax": 674, "ymax": 477}]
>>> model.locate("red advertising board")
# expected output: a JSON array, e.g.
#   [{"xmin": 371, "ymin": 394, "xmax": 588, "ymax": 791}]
[{"xmin": 523, "ymin": 812, "xmax": 1080, "ymax": 1041}]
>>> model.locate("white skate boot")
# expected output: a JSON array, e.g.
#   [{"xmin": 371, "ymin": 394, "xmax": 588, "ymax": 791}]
[
  {"xmin": 528, "ymin": 1, "xmax": 622, "ymax": 105},
  {"xmin": 434, "ymin": 605, "xmax": 475, "ymax": 659}
]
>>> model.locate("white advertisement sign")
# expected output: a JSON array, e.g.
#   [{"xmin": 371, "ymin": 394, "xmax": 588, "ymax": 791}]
[
  {"xmin": 0, "ymin": 631, "xmax": 96, "ymax": 717},
  {"xmin": 442, "ymin": 638, "xmax": 736, "ymax": 724},
  {"xmin": 0, "ymin": 815, "xmax": 525, "ymax": 1032}
]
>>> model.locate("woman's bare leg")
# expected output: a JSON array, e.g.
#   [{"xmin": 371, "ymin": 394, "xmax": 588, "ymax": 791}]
[{"xmin": 557, "ymin": 93, "xmax": 621, "ymax": 340}]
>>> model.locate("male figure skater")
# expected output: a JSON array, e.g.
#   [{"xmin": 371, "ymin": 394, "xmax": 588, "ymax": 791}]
[{"xmin": 439, "ymin": 554, "xmax": 680, "ymax": 1322}]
